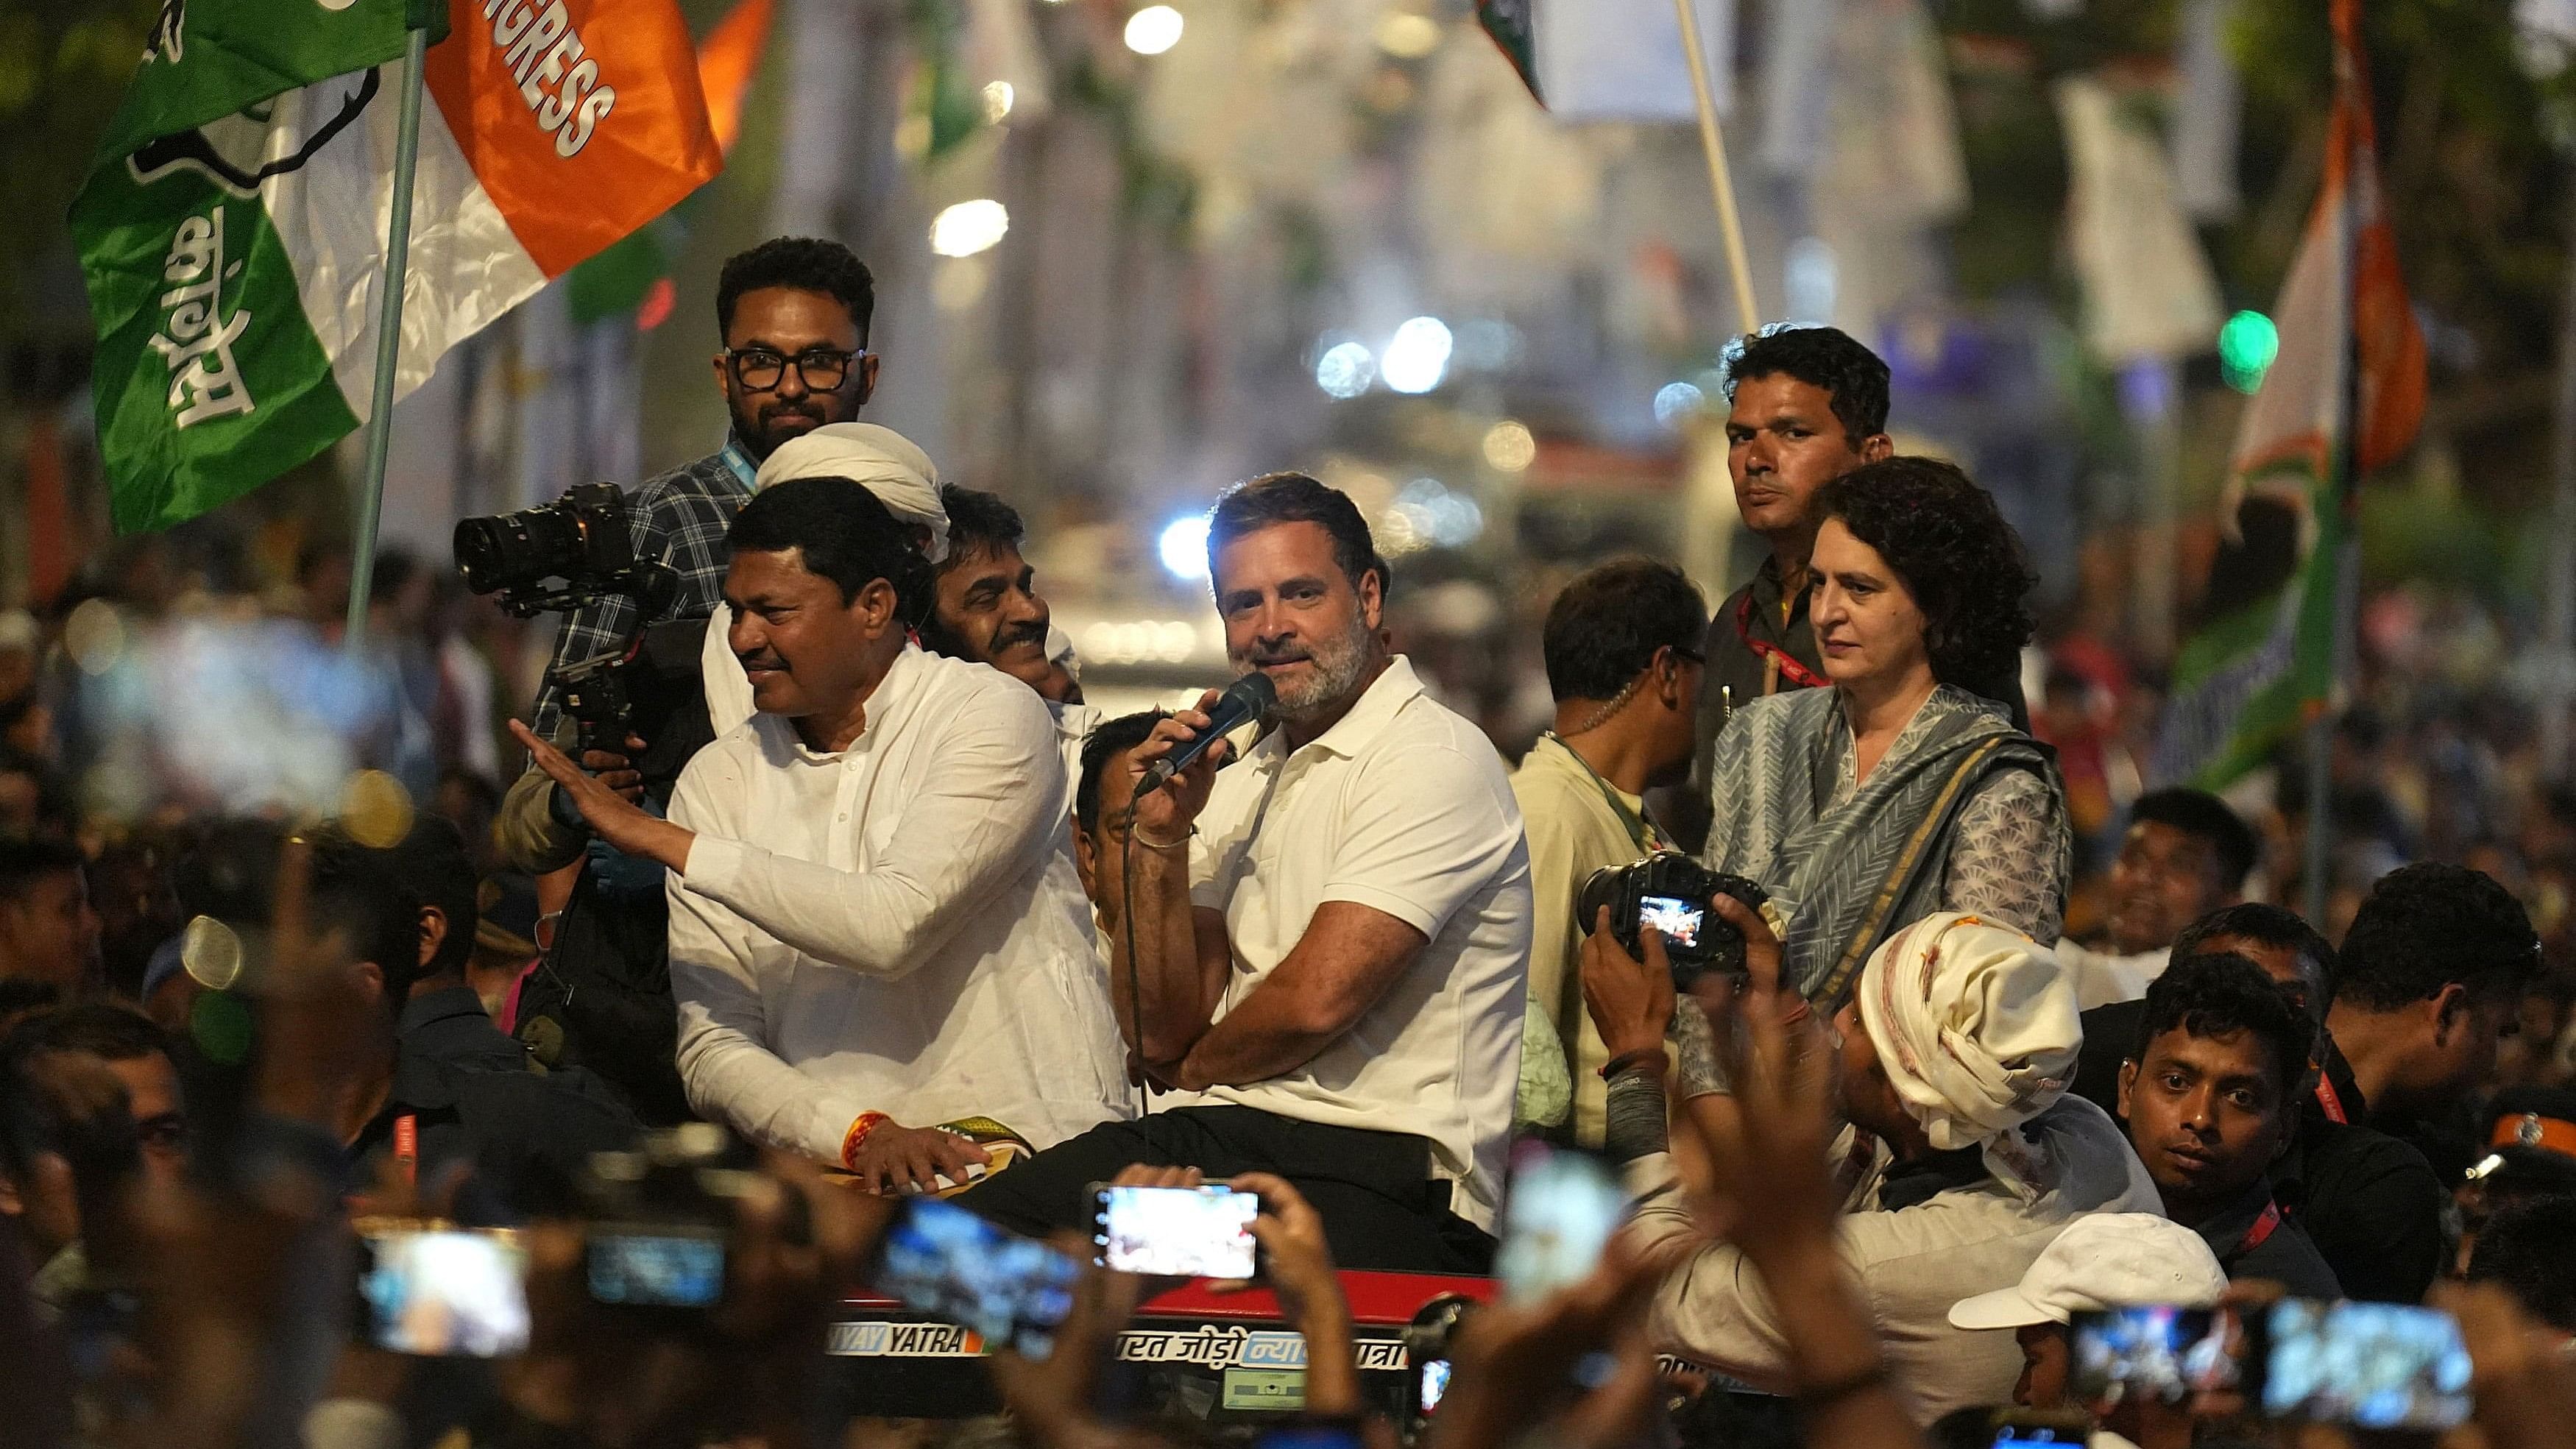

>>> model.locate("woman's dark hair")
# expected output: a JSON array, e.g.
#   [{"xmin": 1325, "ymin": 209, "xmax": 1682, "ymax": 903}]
[
  {"xmin": 1540, "ymin": 559, "xmax": 1706, "ymax": 704},
  {"xmin": 1814, "ymin": 456, "xmax": 2036, "ymax": 699},
  {"xmin": 727, "ymin": 476, "xmax": 934, "ymax": 626}
]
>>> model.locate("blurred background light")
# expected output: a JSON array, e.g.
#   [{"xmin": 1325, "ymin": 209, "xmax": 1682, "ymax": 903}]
[
  {"xmin": 1315, "ymin": 340, "xmax": 1375, "ymax": 398},
  {"xmin": 930, "ymin": 199, "xmax": 1010, "ymax": 258},
  {"xmin": 1653, "ymin": 380, "xmax": 1707, "ymax": 428},
  {"xmin": 1380, "ymin": 316, "xmax": 1452, "ymax": 394},
  {"xmin": 1480, "ymin": 419, "xmax": 1536, "ymax": 472},
  {"xmin": 981, "ymin": 81, "xmax": 1016, "ymax": 124},
  {"xmin": 1158, "ymin": 514, "xmax": 1211, "ymax": 580},
  {"xmin": 2218, "ymin": 308, "xmax": 2279, "ymax": 394},
  {"xmin": 1374, "ymin": 10, "xmax": 1442, "ymax": 59},
  {"xmin": 1125, "ymin": 5, "xmax": 1184, "ymax": 55}
]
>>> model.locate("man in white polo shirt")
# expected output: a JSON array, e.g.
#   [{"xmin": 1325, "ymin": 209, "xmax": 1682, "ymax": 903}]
[
  {"xmin": 517, "ymin": 475, "xmax": 1130, "ymax": 1193},
  {"xmin": 959, "ymin": 472, "xmax": 1532, "ymax": 1270}
]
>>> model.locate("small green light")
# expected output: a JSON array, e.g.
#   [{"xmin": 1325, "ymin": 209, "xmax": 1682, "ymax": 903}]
[{"xmin": 2219, "ymin": 309, "xmax": 2278, "ymax": 394}]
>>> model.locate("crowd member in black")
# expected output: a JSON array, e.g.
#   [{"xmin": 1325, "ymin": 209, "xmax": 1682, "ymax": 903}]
[
  {"xmin": 194, "ymin": 821, "xmax": 638, "ymax": 1219},
  {"xmin": 0, "ymin": 838, "xmax": 99, "ymax": 999},
  {"xmin": 495, "ymin": 236, "xmax": 880, "ymax": 1124},
  {"xmin": 2070, "ymin": 902, "xmax": 2335, "ymax": 1115},
  {"xmin": 2465, "ymin": 1194, "xmax": 2576, "ymax": 1333},
  {"xmin": 2114, "ymin": 952, "xmax": 2340, "ymax": 1296}
]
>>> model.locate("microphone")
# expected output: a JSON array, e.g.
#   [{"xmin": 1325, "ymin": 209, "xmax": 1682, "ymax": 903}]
[{"xmin": 1138, "ymin": 672, "xmax": 1276, "ymax": 796}]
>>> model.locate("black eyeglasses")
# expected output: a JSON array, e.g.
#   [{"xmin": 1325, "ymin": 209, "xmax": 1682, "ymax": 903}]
[{"xmin": 725, "ymin": 347, "xmax": 862, "ymax": 392}]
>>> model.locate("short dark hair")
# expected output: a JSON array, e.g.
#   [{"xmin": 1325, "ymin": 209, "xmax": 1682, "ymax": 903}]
[
  {"xmin": 0, "ymin": 836, "xmax": 83, "ymax": 904},
  {"xmin": 728, "ymin": 476, "xmax": 934, "ymax": 624},
  {"xmin": 1206, "ymin": 473, "xmax": 1387, "ymax": 600},
  {"xmin": 2466, "ymin": 1195, "xmax": 2576, "ymax": 1333},
  {"xmin": 2129, "ymin": 788, "xmax": 2259, "ymax": 894},
  {"xmin": 1540, "ymin": 559, "xmax": 1707, "ymax": 703},
  {"xmin": 1721, "ymin": 325, "xmax": 1892, "ymax": 445},
  {"xmin": 2172, "ymin": 903, "xmax": 2338, "ymax": 1000},
  {"xmin": 1814, "ymin": 457, "xmax": 2035, "ymax": 702},
  {"xmin": 1075, "ymin": 711, "xmax": 1167, "ymax": 835},
  {"xmin": 2129, "ymin": 951, "xmax": 2315, "ymax": 1108},
  {"xmin": 7, "ymin": 1002, "xmax": 169, "ymax": 1064},
  {"xmin": 2338, "ymin": 862, "xmax": 2540, "ymax": 1012},
  {"xmin": 303, "ymin": 831, "xmax": 434, "ymax": 1008},
  {"xmin": 938, "ymin": 484, "xmax": 1026, "ymax": 575},
  {"xmin": 715, "ymin": 237, "xmax": 876, "ymax": 344},
  {"xmin": 387, "ymin": 816, "xmax": 477, "ymax": 980}
]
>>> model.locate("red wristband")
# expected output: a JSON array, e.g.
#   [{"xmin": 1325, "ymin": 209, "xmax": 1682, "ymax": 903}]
[{"xmin": 842, "ymin": 1111, "xmax": 891, "ymax": 1169}]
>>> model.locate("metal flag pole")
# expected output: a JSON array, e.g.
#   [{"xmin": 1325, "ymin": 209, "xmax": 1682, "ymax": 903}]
[
  {"xmin": 343, "ymin": 15, "xmax": 434, "ymax": 649},
  {"xmin": 1670, "ymin": 0, "xmax": 1761, "ymax": 335}
]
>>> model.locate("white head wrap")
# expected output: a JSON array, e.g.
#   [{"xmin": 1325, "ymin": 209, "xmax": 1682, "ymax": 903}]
[
  {"xmin": 1856, "ymin": 911, "xmax": 2078, "ymax": 1179},
  {"xmin": 752, "ymin": 422, "xmax": 948, "ymax": 563}
]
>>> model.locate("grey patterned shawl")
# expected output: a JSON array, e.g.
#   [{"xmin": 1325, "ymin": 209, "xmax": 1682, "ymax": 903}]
[{"xmin": 1700, "ymin": 684, "xmax": 2058, "ymax": 1007}]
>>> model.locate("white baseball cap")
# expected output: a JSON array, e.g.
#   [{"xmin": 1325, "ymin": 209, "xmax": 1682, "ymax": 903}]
[{"xmin": 1947, "ymin": 1213, "xmax": 2228, "ymax": 1331}]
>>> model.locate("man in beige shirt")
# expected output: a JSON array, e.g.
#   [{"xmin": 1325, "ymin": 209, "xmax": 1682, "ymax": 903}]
[
  {"xmin": 1585, "ymin": 907, "xmax": 2161, "ymax": 1422},
  {"xmin": 1510, "ymin": 560, "xmax": 1706, "ymax": 1144}
]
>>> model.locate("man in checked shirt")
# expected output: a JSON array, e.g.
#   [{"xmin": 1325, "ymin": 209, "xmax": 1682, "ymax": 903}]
[{"xmin": 494, "ymin": 235, "xmax": 880, "ymax": 1121}]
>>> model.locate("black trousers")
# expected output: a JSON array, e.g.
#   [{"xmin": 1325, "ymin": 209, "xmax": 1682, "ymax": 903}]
[{"xmin": 955, "ymin": 1105, "xmax": 1495, "ymax": 1273}]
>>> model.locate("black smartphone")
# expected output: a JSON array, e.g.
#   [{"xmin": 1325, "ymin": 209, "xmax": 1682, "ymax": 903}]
[
  {"xmin": 868, "ymin": 1196, "xmax": 1080, "ymax": 1358},
  {"xmin": 356, "ymin": 1224, "xmax": 531, "ymax": 1358},
  {"xmin": 2067, "ymin": 1305, "xmax": 2237, "ymax": 1406},
  {"xmin": 1090, "ymin": 1180, "xmax": 1259, "ymax": 1279},
  {"xmin": 2248, "ymin": 1297, "xmax": 2473, "ymax": 1431},
  {"xmin": 586, "ymin": 1224, "xmax": 727, "ymax": 1308}
]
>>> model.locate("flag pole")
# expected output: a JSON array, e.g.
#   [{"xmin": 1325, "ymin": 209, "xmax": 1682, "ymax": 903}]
[
  {"xmin": 2300, "ymin": 48, "xmax": 2366, "ymax": 927},
  {"xmin": 1670, "ymin": 0, "xmax": 1761, "ymax": 335},
  {"xmin": 343, "ymin": 16, "xmax": 434, "ymax": 649}
]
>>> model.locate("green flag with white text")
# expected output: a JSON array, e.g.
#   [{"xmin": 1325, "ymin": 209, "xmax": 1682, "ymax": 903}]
[{"xmin": 71, "ymin": 0, "xmax": 429, "ymax": 534}]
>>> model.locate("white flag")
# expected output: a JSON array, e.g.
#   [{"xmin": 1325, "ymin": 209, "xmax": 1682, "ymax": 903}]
[{"xmin": 1533, "ymin": 0, "xmax": 1735, "ymax": 121}]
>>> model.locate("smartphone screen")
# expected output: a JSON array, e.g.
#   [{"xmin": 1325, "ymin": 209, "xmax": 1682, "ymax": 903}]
[
  {"xmin": 1093, "ymin": 1183, "xmax": 1259, "ymax": 1278},
  {"xmin": 1990, "ymin": 1431, "xmax": 2087, "ymax": 1448},
  {"xmin": 1638, "ymin": 894, "xmax": 1705, "ymax": 949},
  {"xmin": 1495, "ymin": 1140, "xmax": 1627, "ymax": 1303},
  {"xmin": 1416, "ymin": 1357, "xmax": 1453, "ymax": 1416},
  {"xmin": 2067, "ymin": 1305, "xmax": 2237, "ymax": 1405},
  {"xmin": 358, "ymin": 1227, "xmax": 531, "ymax": 1358},
  {"xmin": 587, "ymin": 1227, "xmax": 726, "ymax": 1308},
  {"xmin": 2258, "ymin": 1299, "xmax": 2472, "ymax": 1431},
  {"xmin": 872, "ymin": 1196, "xmax": 1080, "ymax": 1358}
]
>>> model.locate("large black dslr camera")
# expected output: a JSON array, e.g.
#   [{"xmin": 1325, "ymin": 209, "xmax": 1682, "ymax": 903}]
[
  {"xmin": 455, "ymin": 483, "xmax": 697, "ymax": 762},
  {"xmin": 1579, "ymin": 851, "xmax": 1769, "ymax": 987}
]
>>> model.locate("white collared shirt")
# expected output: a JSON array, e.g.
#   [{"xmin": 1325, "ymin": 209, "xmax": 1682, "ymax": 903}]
[
  {"xmin": 665, "ymin": 646, "xmax": 1131, "ymax": 1163},
  {"xmin": 1172, "ymin": 656, "xmax": 1532, "ymax": 1230}
]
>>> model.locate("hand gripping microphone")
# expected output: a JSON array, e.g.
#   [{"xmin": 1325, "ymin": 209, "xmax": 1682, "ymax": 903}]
[{"xmin": 1137, "ymin": 672, "xmax": 1276, "ymax": 796}]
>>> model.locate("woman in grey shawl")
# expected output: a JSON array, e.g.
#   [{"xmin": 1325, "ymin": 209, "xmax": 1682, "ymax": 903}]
[{"xmin": 1701, "ymin": 456, "xmax": 2069, "ymax": 1009}]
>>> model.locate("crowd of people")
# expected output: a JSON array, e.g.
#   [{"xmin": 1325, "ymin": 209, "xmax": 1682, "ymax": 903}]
[{"xmin": 0, "ymin": 236, "xmax": 2572, "ymax": 1449}]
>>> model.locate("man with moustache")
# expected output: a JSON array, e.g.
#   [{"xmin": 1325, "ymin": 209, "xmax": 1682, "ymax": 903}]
[
  {"xmin": 921, "ymin": 485, "xmax": 1097, "ymax": 783},
  {"xmin": 494, "ymin": 236, "xmax": 880, "ymax": 1122},
  {"xmin": 959, "ymin": 474, "xmax": 1533, "ymax": 1271}
]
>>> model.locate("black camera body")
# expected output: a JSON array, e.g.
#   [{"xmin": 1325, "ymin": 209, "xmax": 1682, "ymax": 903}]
[
  {"xmin": 1578, "ymin": 852, "xmax": 1769, "ymax": 986},
  {"xmin": 454, "ymin": 481, "xmax": 662, "ymax": 615}
]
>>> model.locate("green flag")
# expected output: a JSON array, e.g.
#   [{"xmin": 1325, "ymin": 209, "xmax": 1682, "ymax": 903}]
[{"xmin": 73, "ymin": 1, "xmax": 431, "ymax": 534}]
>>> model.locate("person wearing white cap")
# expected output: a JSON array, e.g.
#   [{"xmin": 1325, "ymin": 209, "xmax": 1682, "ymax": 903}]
[
  {"xmin": 520, "ymin": 477, "xmax": 1130, "ymax": 1191},
  {"xmin": 1947, "ymin": 1213, "xmax": 2229, "ymax": 1448},
  {"xmin": 1588, "ymin": 905, "xmax": 2159, "ymax": 1422}
]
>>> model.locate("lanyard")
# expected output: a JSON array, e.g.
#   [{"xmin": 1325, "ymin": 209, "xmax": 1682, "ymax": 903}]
[
  {"xmin": 718, "ymin": 439, "xmax": 759, "ymax": 493},
  {"xmin": 1735, "ymin": 590, "xmax": 1827, "ymax": 692},
  {"xmin": 2313, "ymin": 1073, "xmax": 2349, "ymax": 1125},
  {"xmin": 393, "ymin": 1113, "xmax": 418, "ymax": 1191},
  {"xmin": 2239, "ymin": 1199, "xmax": 2284, "ymax": 1255},
  {"xmin": 1543, "ymin": 734, "xmax": 1662, "ymax": 856}
]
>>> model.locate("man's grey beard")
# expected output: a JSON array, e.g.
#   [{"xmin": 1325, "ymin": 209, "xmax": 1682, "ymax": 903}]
[{"xmin": 1242, "ymin": 619, "xmax": 1380, "ymax": 723}]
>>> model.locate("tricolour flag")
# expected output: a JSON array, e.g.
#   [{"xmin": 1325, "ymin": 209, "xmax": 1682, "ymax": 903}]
[
  {"xmin": 73, "ymin": 0, "xmax": 721, "ymax": 534},
  {"xmin": 2152, "ymin": 0, "xmax": 2426, "ymax": 790},
  {"xmin": 1476, "ymin": 0, "xmax": 1733, "ymax": 121}
]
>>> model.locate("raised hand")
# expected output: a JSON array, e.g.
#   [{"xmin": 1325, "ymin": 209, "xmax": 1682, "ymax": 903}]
[{"xmin": 509, "ymin": 718, "xmax": 694, "ymax": 870}]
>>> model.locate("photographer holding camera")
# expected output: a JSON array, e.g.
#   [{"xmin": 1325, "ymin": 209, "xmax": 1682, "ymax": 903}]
[
  {"xmin": 492, "ymin": 238, "xmax": 880, "ymax": 1124},
  {"xmin": 1508, "ymin": 560, "xmax": 1705, "ymax": 1146}
]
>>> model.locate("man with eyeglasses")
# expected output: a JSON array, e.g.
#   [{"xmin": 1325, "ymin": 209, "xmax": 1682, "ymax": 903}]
[{"xmin": 495, "ymin": 235, "xmax": 881, "ymax": 1124}]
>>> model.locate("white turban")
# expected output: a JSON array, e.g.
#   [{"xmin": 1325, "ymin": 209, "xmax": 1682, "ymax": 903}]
[
  {"xmin": 753, "ymin": 422, "xmax": 948, "ymax": 563},
  {"xmin": 1856, "ymin": 912, "xmax": 2079, "ymax": 1163}
]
